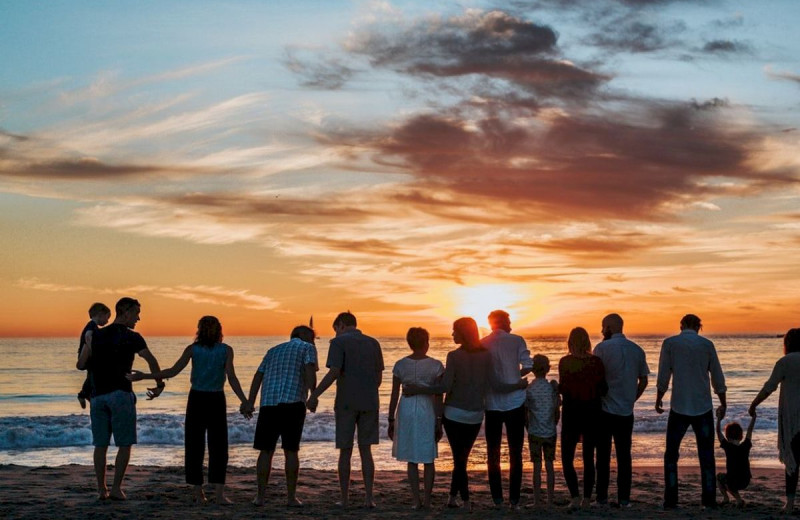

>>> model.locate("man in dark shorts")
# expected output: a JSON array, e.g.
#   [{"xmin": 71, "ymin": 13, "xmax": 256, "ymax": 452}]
[
  {"xmin": 77, "ymin": 297, "xmax": 165, "ymax": 500},
  {"xmin": 306, "ymin": 312, "xmax": 384, "ymax": 508},
  {"xmin": 245, "ymin": 325, "xmax": 318, "ymax": 507}
]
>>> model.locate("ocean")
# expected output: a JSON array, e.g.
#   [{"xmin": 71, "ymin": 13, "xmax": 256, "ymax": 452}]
[{"xmin": 0, "ymin": 334, "xmax": 786, "ymax": 470}]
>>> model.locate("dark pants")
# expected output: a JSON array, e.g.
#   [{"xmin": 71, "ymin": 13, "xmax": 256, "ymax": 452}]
[
  {"xmin": 664, "ymin": 410, "xmax": 715, "ymax": 508},
  {"xmin": 443, "ymin": 417, "xmax": 482, "ymax": 502},
  {"xmin": 185, "ymin": 390, "xmax": 228, "ymax": 485},
  {"xmin": 596, "ymin": 411, "xmax": 634, "ymax": 504},
  {"xmin": 787, "ymin": 432, "xmax": 800, "ymax": 497},
  {"xmin": 485, "ymin": 405, "xmax": 526, "ymax": 505},
  {"xmin": 561, "ymin": 406, "xmax": 599, "ymax": 499}
]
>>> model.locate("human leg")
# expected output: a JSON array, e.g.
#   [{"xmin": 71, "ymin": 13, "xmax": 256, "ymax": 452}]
[
  {"xmin": 358, "ymin": 444, "xmax": 376, "ymax": 508},
  {"xmin": 664, "ymin": 410, "xmax": 691, "ymax": 508},
  {"xmin": 334, "ymin": 408, "xmax": 357, "ymax": 506},
  {"xmin": 545, "ymin": 459, "xmax": 556, "ymax": 506},
  {"xmin": 580, "ymin": 417, "xmax": 597, "ymax": 503},
  {"xmin": 443, "ymin": 417, "xmax": 480, "ymax": 505},
  {"xmin": 252, "ymin": 405, "xmax": 282, "ymax": 505},
  {"xmin": 484, "ymin": 409, "xmax": 504, "ymax": 505},
  {"xmin": 717, "ymin": 473, "xmax": 730, "ymax": 504},
  {"xmin": 107, "ymin": 390, "xmax": 137, "ymax": 500},
  {"xmin": 692, "ymin": 411, "xmax": 716, "ymax": 508},
  {"xmin": 532, "ymin": 458, "xmax": 543, "ymax": 506},
  {"xmin": 110, "ymin": 446, "xmax": 131, "ymax": 500},
  {"xmin": 407, "ymin": 462, "xmax": 421, "ymax": 508},
  {"xmin": 595, "ymin": 411, "xmax": 613, "ymax": 504},
  {"xmin": 507, "ymin": 405, "xmax": 526, "ymax": 506},
  {"xmin": 338, "ymin": 447, "xmax": 353, "ymax": 506},
  {"xmin": 561, "ymin": 417, "xmax": 581, "ymax": 501},
  {"xmin": 615, "ymin": 413, "xmax": 634, "ymax": 504},
  {"xmin": 254, "ymin": 450, "xmax": 274, "ymax": 505},
  {"xmin": 184, "ymin": 390, "xmax": 206, "ymax": 487},
  {"xmin": 206, "ymin": 392, "xmax": 229, "ymax": 503},
  {"xmin": 423, "ymin": 462, "xmax": 435, "ymax": 509},
  {"xmin": 89, "ymin": 393, "xmax": 112, "ymax": 499},
  {"xmin": 784, "ymin": 432, "xmax": 800, "ymax": 514},
  {"xmin": 92, "ymin": 446, "xmax": 109, "ymax": 499},
  {"xmin": 285, "ymin": 450, "xmax": 301, "ymax": 507}
]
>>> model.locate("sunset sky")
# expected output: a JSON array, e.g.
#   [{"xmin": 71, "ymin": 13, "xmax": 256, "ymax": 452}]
[{"xmin": 1, "ymin": 0, "xmax": 799, "ymax": 337}]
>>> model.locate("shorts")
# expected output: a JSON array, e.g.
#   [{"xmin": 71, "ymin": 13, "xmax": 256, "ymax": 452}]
[
  {"xmin": 529, "ymin": 434, "xmax": 556, "ymax": 463},
  {"xmin": 254, "ymin": 402, "xmax": 306, "ymax": 452},
  {"xmin": 90, "ymin": 390, "xmax": 137, "ymax": 447},
  {"xmin": 335, "ymin": 408, "xmax": 379, "ymax": 449},
  {"xmin": 717, "ymin": 472, "xmax": 750, "ymax": 492}
]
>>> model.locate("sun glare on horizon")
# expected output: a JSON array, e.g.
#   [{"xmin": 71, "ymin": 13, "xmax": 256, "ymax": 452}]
[{"xmin": 452, "ymin": 283, "xmax": 524, "ymax": 326}]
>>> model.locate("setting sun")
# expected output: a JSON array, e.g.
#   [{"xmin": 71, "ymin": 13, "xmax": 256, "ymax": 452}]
[{"xmin": 453, "ymin": 283, "xmax": 524, "ymax": 326}]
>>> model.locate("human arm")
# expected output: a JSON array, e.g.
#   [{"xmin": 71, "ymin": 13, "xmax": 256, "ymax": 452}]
[
  {"xmin": 245, "ymin": 371, "xmax": 263, "ymax": 419},
  {"xmin": 655, "ymin": 389, "xmax": 666, "ymax": 414},
  {"xmin": 128, "ymin": 345, "xmax": 191, "ymax": 381},
  {"xmin": 225, "ymin": 346, "xmax": 249, "ymax": 410},
  {"xmin": 635, "ymin": 375, "xmax": 648, "ymax": 401},
  {"xmin": 76, "ymin": 332, "xmax": 92, "ymax": 370},
  {"xmin": 519, "ymin": 338, "xmax": 533, "ymax": 377},
  {"xmin": 655, "ymin": 342, "xmax": 671, "ymax": 414},
  {"xmin": 306, "ymin": 367, "xmax": 339, "ymax": 412},
  {"xmin": 551, "ymin": 379, "xmax": 561, "ymax": 425},
  {"xmin": 745, "ymin": 412, "xmax": 756, "ymax": 441},
  {"xmin": 137, "ymin": 347, "xmax": 166, "ymax": 400},
  {"xmin": 387, "ymin": 375, "xmax": 401, "ymax": 440},
  {"xmin": 749, "ymin": 359, "xmax": 783, "ymax": 416},
  {"xmin": 434, "ymin": 392, "xmax": 444, "ymax": 442},
  {"xmin": 716, "ymin": 392, "xmax": 727, "ymax": 420},
  {"xmin": 709, "ymin": 343, "xmax": 727, "ymax": 418},
  {"xmin": 715, "ymin": 412, "xmax": 725, "ymax": 445}
]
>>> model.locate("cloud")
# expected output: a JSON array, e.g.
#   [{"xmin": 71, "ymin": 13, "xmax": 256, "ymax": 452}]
[
  {"xmin": 15, "ymin": 278, "xmax": 279, "ymax": 311},
  {"xmin": 344, "ymin": 9, "xmax": 607, "ymax": 101},
  {"xmin": 700, "ymin": 39, "xmax": 752, "ymax": 55},
  {"xmin": 284, "ymin": 47, "xmax": 356, "ymax": 89},
  {"xmin": 587, "ymin": 20, "xmax": 686, "ymax": 53},
  {"xmin": 0, "ymin": 155, "xmax": 177, "ymax": 180},
  {"xmin": 765, "ymin": 66, "xmax": 800, "ymax": 85}
]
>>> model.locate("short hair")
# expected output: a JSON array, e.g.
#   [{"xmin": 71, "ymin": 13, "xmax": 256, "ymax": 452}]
[
  {"xmin": 115, "ymin": 297, "xmax": 140, "ymax": 315},
  {"xmin": 290, "ymin": 325, "xmax": 315, "ymax": 343},
  {"xmin": 725, "ymin": 422, "xmax": 743, "ymax": 442},
  {"xmin": 88, "ymin": 302, "xmax": 110, "ymax": 318},
  {"xmin": 567, "ymin": 327, "xmax": 591, "ymax": 356},
  {"xmin": 488, "ymin": 310, "xmax": 511, "ymax": 331},
  {"xmin": 453, "ymin": 317, "xmax": 481, "ymax": 348},
  {"xmin": 333, "ymin": 311, "xmax": 357, "ymax": 328},
  {"xmin": 406, "ymin": 327, "xmax": 429, "ymax": 351},
  {"xmin": 784, "ymin": 328, "xmax": 800, "ymax": 355},
  {"xmin": 532, "ymin": 354, "xmax": 550, "ymax": 376},
  {"xmin": 680, "ymin": 314, "xmax": 702, "ymax": 331},
  {"xmin": 602, "ymin": 313, "xmax": 624, "ymax": 332},
  {"xmin": 195, "ymin": 316, "xmax": 223, "ymax": 347}
]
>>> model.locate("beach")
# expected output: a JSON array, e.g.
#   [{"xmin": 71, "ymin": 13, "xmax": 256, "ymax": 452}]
[{"xmin": 0, "ymin": 464, "xmax": 791, "ymax": 520}]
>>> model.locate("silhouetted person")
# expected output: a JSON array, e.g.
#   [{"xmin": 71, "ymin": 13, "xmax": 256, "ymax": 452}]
[
  {"xmin": 716, "ymin": 413, "xmax": 755, "ymax": 508},
  {"xmin": 656, "ymin": 314, "xmax": 726, "ymax": 510},
  {"xmin": 593, "ymin": 313, "xmax": 649, "ymax": 507},
  {"xmin": 76, "ymin": 302, "xmax": 111, "ymax": 409}
]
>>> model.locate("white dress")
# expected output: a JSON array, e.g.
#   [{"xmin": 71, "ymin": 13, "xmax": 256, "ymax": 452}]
[{"xmin": 392, "ymin": 356, "xmax": 445, "ymax": 463}]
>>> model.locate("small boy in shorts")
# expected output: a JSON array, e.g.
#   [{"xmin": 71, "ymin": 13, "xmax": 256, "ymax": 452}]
[
  {"xmin": 525, "ymin": 354, "xmax": 561, "ymax": 507},
  {"xmin": 716, "ymin": 411, "xmax": 756, "ymax": 508},
  {"xmin": 76, "ymin": 302, "xmax": 111, "ymax": 409}
]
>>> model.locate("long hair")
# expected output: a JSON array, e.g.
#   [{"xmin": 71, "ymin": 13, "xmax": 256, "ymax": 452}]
[
  {"xmin": 785, "ymin": 328, "xmax": 800, "ymax": 355},
  {"xmin": 453, "ymin": 317, "xmax": 481, "ymax": 349},
  {"xmin": 195, "ymin": 316, "xmax": 223, "ymax": 347},
  {"xmin": 567, "ymin": 327, "xmax": 591, "ymax": 356}
]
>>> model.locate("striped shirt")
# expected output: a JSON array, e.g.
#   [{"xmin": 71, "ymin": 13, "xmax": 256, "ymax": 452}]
[{"xmin": 257, "ymin": 338, "xmax": 318, "ymax": 407}]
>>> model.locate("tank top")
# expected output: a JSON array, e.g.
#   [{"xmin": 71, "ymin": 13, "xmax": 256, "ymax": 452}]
[{"xmin": 190, "ymin": 342, "xmax": 228, "ymax": 392}]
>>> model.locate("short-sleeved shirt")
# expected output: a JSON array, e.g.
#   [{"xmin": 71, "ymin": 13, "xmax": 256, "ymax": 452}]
[
  {"xmin": 721, "ymin": 438, "xmax": 752, "ymax": 489},
  {"xmin": 91, "ymin": 323, "xmax": 148, "ymax": 396},
  {"xmin": 526, "ymin": 377, "xmax": 558, "ymax": 438},
  {"xmin": 258, "ymin": 337, "xmax": 318, "ymax": 407},
  {"xmin": 79, "ymin": 320, "xmax": 99, "ymax": 354},
  {"xmin": 593, "ymin": 333, "xmax": 649, "ymax": 416},
  {"xmin": 326, "ymin": 329, "xmax": 384, "ymax": 411},
  {"xmin": 482, "ymin": 330, "xmax": 533, "ymax": 411}
]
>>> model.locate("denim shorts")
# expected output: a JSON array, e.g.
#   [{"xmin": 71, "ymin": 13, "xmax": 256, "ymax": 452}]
[{"xmin": 90, "ymin": 390, "xmax": 137, "ymax": 447}]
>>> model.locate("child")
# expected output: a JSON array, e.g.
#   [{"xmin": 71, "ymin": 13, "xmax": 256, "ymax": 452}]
[
  {"xmin": 716, "ymin": 411, "xmax": 756, "ymax": 508},
  {"xmin": 387, "ymin": 327, "xmax": 444, "ymax": 510},
  {"xmin": 76, "ymin": 302, "xmax": 111, "ymax": 409},
  {"xmin": 525, "ymin": 354, "xmax": 560, "ymax": 508}
]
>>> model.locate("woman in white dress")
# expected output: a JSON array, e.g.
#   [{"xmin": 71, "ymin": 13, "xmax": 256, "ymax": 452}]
[{"xmin": 388, "ymin": 327, "xmax": 444, "ymax": 509}]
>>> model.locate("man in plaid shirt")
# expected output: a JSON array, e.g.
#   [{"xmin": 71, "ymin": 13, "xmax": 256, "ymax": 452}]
[{"xmin": 245, "ymin": 325, "xmax": 318, "ymax": 507}]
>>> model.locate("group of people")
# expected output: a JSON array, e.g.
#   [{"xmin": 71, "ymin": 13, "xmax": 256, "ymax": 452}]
[{"xmin": 75, "ymin": 297, "xmax": 800, "ymax": 514}]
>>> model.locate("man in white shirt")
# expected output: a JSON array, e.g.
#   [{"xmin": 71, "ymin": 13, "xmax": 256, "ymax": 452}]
[
  {"xmin": 593, "ymin": 313, "xmax": 649, "ymax": 507},
  {"xmin": 481, "ymin": 310, "xmax": 533, "ymax": 509},
  {"xmin": 656, "ymin": 314, "xmax": 727, "ymax": 509}
]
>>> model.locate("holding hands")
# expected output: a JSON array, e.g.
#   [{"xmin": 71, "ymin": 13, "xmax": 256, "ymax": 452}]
[
  {"xmin": 240, "ymin": 401, "xmax": 254, "ymax": 419},
  {"xmin": 306, "ymin": 395, "xmax": 319, "ymax": 413}
]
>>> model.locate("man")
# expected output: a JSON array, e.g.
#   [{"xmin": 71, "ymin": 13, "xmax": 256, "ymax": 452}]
[
  {"xmin": 593, "ymin": 313, "xmax": 649, "ymax": 507},
  {"xmin": 306, "ymin": 312, "xmax": 384, "ymax": 508},
  {"xmin": 481, "ymin": 310, "xmax": 533, "ymax": 509},
  {"xmin": 76, "ymin": 297, "xmax": 164, "ymax": 500},
  {"xmin": 656, "ymin": 314, "xmax": 727, "ymax": 509},
  {"xmin": 245, "ymin": 325, "xmax": 318, "ymax": 507}
]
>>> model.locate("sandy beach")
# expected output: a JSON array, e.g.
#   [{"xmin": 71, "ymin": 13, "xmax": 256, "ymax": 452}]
[{"xmin": 0, "ymin": 464, "xmax": 791, "ymax": 520}]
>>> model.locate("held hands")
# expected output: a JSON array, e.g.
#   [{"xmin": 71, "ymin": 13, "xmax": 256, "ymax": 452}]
[
  {"xmin": 146, "ymin": 384, "xmax": 164, "ymax": 400},
  {"xmin": 240, "ymin": 401, "xmax": 254, "ymax": 419},
  {"xmin": 716, "ymin": 404, "xmax": 727, "ymax": 421},
  {"xmin": 655, "ymin": 397, "xmax": 664, "ymax": 414},
  {"xmin": 306, "ymin": 395, "xmax": 319, "ymax": 413},
  {"xmin": 748, "ymin": 403, "xmax": 758, "ymax": 417}
]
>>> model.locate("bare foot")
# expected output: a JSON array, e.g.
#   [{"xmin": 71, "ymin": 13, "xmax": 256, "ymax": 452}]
[
  {"xmin": 568, "ymin": 497, "xmax": 581, "ymax": 510},
  {"xmin": 287, "ymin": 498, "xmax": 304, "ymax": 508},
  {"xmin": 363, "ymin": 500, "xmax": 377, "ymax": 509},
  {"xmin": 97, "ymin": 488, "xmax": 109, "ymax": 501},
  {"xmin": 109, "ymin": 489, "xmax": 127, "ymax": 501},
  {"xmin": 581, "ymin": 497, "xmax": 591, "ymax": 509},
  {"xmin": 78, "ymin": 396, "xmax": 86, "ymax": 409},
  {"xmin": 447, "ymin": 496, "xmax": 461, "ymax": 509},
  {"xmin": 780, "ymin": 502, "xmax": 794, "ymax": 515},
  {"xmin": 334, "ymin": 501, "xmax": 349, "ymax": 508},
  {"xmin": 252, "ymin": 495, "xmax": 265, "ymax": 506},
  {"xmin": 463, "ymin": 500, "xmax": 473, "ymax": 513},
  {"xmin": 193, "ymin": 488, "xmax": 207, "ymax": 505},
  {"xmin": 214, "ymin": 495, "xmax": 233, "ymax": 506}
]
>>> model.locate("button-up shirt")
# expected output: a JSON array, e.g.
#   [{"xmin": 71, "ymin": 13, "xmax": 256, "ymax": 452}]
[
  {"xmin": 656, "ymin": 329, "xmax": 726, "ymax": 416},
  {"xmin": 482, "ymin": 329, "xmax": 533, "ymax": 411},
  {"xmin": 593, "ymin": 333, "xmax": 649, "ymax": 416},
  {"xmin": 257, "ymin": 337, "xmax": 318, "ymax": 407}
]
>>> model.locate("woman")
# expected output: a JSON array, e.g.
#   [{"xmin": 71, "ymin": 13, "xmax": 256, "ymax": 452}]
[
  {"xmin": 128, "ymin": 316, "xmax": 250, "ymax": 504},
  {"xmin": 749, "ymin": 328, "xmax": 800, "ymax": 514},
  {"xmin": 387, "ymin": 327, "xmax": 444, "ymax": 510},
  {"xmin": 558, "ymin": 327, "xmax": 607, "ymax": 509}
]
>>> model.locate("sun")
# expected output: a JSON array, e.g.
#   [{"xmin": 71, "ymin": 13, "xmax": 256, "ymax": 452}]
[{"xmin": 452, "ymin": 283, "xmax": 523, "ymax": 326}]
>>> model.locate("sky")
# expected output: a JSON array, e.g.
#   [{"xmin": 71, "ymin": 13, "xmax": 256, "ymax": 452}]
[{"xmin": 1, "ymin": 0, "xmax": 799, "ymax": 337}]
